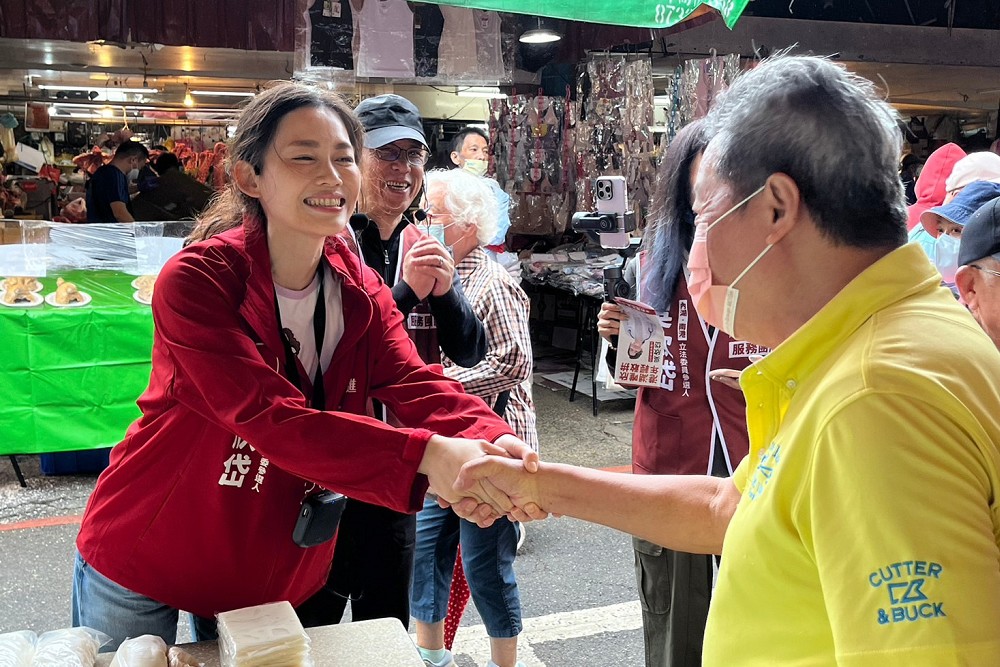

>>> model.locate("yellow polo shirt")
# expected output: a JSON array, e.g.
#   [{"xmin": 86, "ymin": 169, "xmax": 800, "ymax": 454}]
[{"xmin": 703, "ymin": 243, "xmax": 1000, "ymax": 666}]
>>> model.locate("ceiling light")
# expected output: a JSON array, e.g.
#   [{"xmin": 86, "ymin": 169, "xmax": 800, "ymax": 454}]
[
  {"xmin": 190, "ymin": 90, "xmax": 256, "ymax": 97},
  {"xmin": 456, "ymin": 86, "xmax": 507, "ymax": 99},
  {"xmin": 38, "ymin": 84, "xmax": 159, "ymax": 94},
  {"xmin": 519, "ymin": 18, "xmax": 562, "ymax": 44}
]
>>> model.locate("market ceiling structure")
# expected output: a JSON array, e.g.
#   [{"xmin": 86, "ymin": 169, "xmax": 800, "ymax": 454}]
[{"xmin": 0, "ymin": 0, "xmax": 995, "ymax": 127}]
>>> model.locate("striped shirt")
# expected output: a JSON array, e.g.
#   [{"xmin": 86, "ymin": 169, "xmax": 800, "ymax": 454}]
[{"xmin": 442, "ymin": 247, "xmax": 538, "ymax": 451}]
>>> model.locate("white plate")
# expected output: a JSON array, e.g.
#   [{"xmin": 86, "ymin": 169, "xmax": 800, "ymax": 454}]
[
  {"xmin": 131, "ymin": 276, "xmax": 157, "ymax": 290},
  {"xmin": 0, "ymin": 291, "xmax": 43, "ymax": 307},
  {"xmin": 133, "ymin": 290, "xmax": 153, "ymax": 305},
  {"xmin": 0, "ymin": 278, "xmax": 42, "ymax": 292},
  {"xmin": 44, "ymin": 291, "xmax": 92, "ymax": 308}
]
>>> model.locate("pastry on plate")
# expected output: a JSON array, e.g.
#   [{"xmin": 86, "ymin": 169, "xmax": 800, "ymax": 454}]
[
  {"xmin": 54, "ymin": 277, "xmax": 85, "ymax": 305},
  {"xmin": 133, "ymin": 274, "xmax": 157, "ymax": 291},
  {"xmin": 137, "ymin": 277, "xmax": 156, "ymax": 302},
  {"xmin": 3, "ymin": 287, "xmax": 33, "ymax": 304},
  {"xmin": 2, "ymin": 276, "xmax": 41, "ymax": 292}
]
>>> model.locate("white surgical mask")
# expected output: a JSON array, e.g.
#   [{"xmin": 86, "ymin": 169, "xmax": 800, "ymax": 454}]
[
  {"xmin": 933, "ymin": 233, "xmax": 961, "ymax": 284},
  {"xmin": 127, "ymin": 168, "xmax": 140, "ymax": 181},
  {"xmin": 462, "ymin": 159, "xmax": 489, "ymax": 177}
]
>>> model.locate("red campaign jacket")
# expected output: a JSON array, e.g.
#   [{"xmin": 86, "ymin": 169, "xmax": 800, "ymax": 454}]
[
  {"xmin": 632, "ymin": 270, "xmax": 752, "ymax": 477},
  {"xmin": 76, "ymin": 222, "xmax": 513, "ymax": 619}
]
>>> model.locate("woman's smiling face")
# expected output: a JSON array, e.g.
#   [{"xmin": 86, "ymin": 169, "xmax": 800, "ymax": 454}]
[{"xmin": 252, "ymin": 105, "xmax": 361, "ymax": 242}]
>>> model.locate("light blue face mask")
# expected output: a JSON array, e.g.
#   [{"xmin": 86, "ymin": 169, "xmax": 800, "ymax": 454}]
[
  {"xmin": 933, "ymin": 233, "xmax": 961, "ymax": 284},
  {"xmin": 487, "ymin": 211, "xmax": 511, "ymax": 246}
]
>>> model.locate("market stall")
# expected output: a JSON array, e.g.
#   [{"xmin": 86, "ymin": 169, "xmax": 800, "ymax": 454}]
[{"xmin": 0, "ymin": 220, "xmax": 185, "ymax": 480}]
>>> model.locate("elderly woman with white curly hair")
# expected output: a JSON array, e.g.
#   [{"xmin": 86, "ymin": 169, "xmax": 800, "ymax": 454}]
[{"xmin": 409, "ymin": 168, "xmax": 537, "ymax": 667}]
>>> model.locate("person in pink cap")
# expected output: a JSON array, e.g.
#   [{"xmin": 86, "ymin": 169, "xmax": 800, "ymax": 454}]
[
  {"xmin": 906, "ymin": 143, "xmax": 965, "ymax": 232},
  {"xmin": 906, "ymin": 144, "xmax": 965, "ymax": 258}
]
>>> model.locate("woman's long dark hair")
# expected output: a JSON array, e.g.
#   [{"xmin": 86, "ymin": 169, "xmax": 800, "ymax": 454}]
[
  {"xmin": 642, "ymin": 120, "xmax": 708, "ymax": 313},
  {"xmin": 186, "ymin": 81, "xmax": 365, "ymax": 244}
]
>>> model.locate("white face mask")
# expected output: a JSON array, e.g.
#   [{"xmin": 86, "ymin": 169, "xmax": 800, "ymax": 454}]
[
  {"xmin": 462, "ymin": 159, "xmax": 488, "ymax": 177},
  {"xmin": 933, "ymin": 233, "xmax": 961, "ymax": 284},
  {"xmin": 127, "ymin": 168, "xmax": 140, "ymax": 181}
]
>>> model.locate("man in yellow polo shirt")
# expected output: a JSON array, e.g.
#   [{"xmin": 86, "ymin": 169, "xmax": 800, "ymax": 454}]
[{"xmin": 452, "ymin": 54, "xmax": 1000, "ymax": 665}]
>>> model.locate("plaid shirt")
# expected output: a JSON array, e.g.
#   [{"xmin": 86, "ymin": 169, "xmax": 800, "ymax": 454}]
[{"xmin": 442, "ymin": 247, "xmax": 538, "ymax": 450}]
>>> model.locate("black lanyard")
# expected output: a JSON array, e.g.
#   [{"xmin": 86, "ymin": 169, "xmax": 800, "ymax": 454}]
[{"xmin": 275, "ymin": 267, "xmax": 326, "ymax": 410}]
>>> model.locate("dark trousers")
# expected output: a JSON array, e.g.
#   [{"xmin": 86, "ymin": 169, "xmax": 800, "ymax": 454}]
[
  {"xmin": 633, "ymin": 538, "xmax": 714, "ymax": 667},
  {"xmin": 296, "ymin": 499, "xmax": 416, "ymax": 629}
]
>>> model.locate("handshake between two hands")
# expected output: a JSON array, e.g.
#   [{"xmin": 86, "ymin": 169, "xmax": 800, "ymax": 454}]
[{"xmin": 422, "ymin": 434, "xmax": 549, "ymax": 528}]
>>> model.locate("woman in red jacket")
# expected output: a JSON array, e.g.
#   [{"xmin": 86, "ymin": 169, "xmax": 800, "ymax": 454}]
[
  {"xmin": 597, "ymin": 121, "xmax": 751, "ymax": 667},
  {"xmin": 72, "ymin": 82, "xmax": 534, "ymax": 650}
]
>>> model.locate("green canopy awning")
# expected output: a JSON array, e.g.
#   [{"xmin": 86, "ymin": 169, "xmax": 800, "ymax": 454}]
[{"xmin": 416, "ymin": 0, "xmax": 749, "ymax": 29}]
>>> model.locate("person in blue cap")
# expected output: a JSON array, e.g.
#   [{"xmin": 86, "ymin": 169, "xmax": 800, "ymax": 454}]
[{"xmin": 918, "ymin": 180, "xmax": 1000, "ymax": 291}]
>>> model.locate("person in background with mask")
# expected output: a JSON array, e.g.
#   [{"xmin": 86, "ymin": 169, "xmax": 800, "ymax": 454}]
[
  {"xmin": 455, "ymin": 55, "xmax": 1000, "ymax": 665},
  {"xmin": 905, "ymin": 143, "xmax": 965, "ymax": 258},
  {"xmin": 85, "ymin": 140, "xmax": 149, "ymax": 222},
  {"xmin": 919, "ymin": 181, "xmax": 1000, "ymax": 295},
  {"xmin": 956, "ymin": 196, "xmax": 1000, "ymax": 347},
  {"xmin": 449, "ymin": 126, "xmax": 514, "ymax": 262}
]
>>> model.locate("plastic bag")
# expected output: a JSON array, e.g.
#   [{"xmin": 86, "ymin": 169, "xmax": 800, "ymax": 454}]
[
  {"xmin": 109, "ymin": 635, "xmax": 167, "ymax": 667},
  {"xmin": 0, "ymin": 630, "xmax": 35, "ymax": 667},
  {"xmin": 167, "ymin": 646, "xmax": 202, "ymax": 667},
  {"xmin": 31, "ymin": 627, "xmax": 109, "ymax": 667}
]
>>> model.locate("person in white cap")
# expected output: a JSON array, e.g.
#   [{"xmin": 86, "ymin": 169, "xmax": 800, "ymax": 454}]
[{"xmin": 943, "ymin": 152, "xmax": 1000, "ymax": 203}]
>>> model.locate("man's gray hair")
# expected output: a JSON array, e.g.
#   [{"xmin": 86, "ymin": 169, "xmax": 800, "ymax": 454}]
[
  {"xmin": 702, "ymin": 55, "xmax": 907, "ymax": 248},
  {"xmin": 425, "ymin": 169, "xmax": 499, "ymax": 246}
]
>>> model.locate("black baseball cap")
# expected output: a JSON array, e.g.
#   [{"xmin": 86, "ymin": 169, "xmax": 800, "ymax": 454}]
[
  {"xmin": 958, "ymin": 196, "xmax": 1000, "ymax": 266},
  {"xmin": 354, "ymin": 94, "xmax": 427, "ymax": 150}
]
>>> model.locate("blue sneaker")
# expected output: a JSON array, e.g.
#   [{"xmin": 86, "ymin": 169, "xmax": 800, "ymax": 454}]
[{"xmin": 417, "ymin": 647, "xmax": 456, "ymax": 667}]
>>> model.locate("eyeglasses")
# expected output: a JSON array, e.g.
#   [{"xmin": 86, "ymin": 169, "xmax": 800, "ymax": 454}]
[
  {"xmin": 371, "ymin": 144, "xmax": 429, "ymax": 167},
  {"xmin": 425, "ymin": 210, "xmax": 453, "ymax": 225},
  {"xmin": 970, "ymin": 264, "xmax": 1000, "ymax": 279}
]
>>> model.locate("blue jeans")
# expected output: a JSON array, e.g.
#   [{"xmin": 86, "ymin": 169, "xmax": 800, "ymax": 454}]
[
  {"xmin": 409, "ymin": 496, "xmax": 522, "ymax": 638},
  {"xmin": 71, "ymin": 552, "xmax": 216, "ymax": 651}
]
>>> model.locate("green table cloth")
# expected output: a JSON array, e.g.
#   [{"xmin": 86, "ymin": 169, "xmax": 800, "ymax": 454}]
[{"xmin": 0, "ymin": 269, "xmax": 153, "ymax": 455}]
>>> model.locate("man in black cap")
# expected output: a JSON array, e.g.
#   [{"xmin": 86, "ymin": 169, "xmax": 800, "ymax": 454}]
[
  {"xmin": 296, "ymin": 93, "xmax": 487, "ymax": 632},
  {"xmin": 956, "ymin": 195, "xmax": 1000, "ymax": 347}
]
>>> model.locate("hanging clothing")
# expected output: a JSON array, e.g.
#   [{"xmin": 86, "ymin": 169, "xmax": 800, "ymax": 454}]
[
  {"xmin": 357, "ymin": 0, "xmax": 415, "ymax": 78},
  {"xmin": 413, "ymin": 3, "xmax": 445, "ymax": 78},
  {"xmin": 308, "ymin": 0, "xmax": 355, "ymax": 69},
  {"xmin": 437, "ymin": 6, "xmax": 478, "ymax": 79},
  {"xmin": 474, "ymin": 10, "xmax": 504, "ymax": 79}
]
